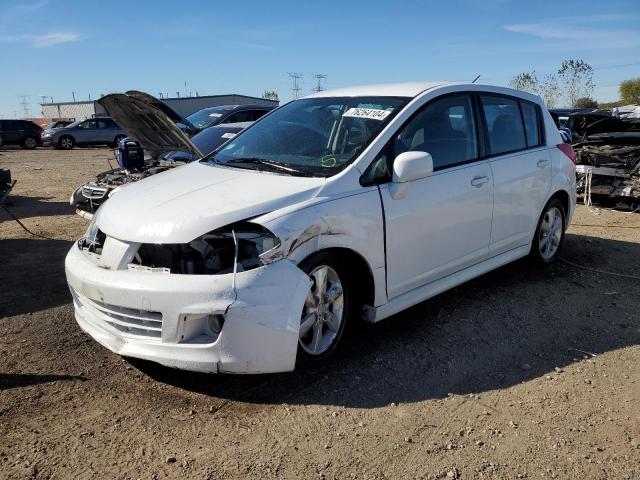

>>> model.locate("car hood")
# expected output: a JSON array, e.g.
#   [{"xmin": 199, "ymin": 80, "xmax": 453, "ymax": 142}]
[
  {"xmin": 98, "ymin": 91, "xmax": 202, "ymax": 159},
  {"xmin": 97, "ymin": 161, "xmax": 326, "ymax": 243}
]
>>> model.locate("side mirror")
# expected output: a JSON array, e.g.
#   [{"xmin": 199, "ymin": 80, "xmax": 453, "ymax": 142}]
[{"xmin": 392, "ymin": 151, "xmax": 434, "ymax": 183}]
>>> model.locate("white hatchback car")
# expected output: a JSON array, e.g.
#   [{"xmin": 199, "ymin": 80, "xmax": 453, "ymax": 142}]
[{"xmin": 65, "ymin": 82, "xmax": 576, "ymax": 374}]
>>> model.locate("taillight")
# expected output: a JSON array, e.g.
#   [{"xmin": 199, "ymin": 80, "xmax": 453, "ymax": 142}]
[{"xmin": 556, "ymin": 143, "xmax": 576, "ymax": 164}]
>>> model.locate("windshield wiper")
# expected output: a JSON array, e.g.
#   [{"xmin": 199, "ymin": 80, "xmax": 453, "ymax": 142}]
[{"xmin": 224, "ymin": 157, "xmax": 309, "ymax": 176}]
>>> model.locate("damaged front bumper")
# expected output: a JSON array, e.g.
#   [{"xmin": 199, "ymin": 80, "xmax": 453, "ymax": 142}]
[{"xmin": 65, "ymin": 243, "xmax": 311, "ymax": 374}]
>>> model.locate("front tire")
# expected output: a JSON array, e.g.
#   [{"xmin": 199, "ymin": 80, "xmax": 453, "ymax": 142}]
[
  {"xmin": 530, "ymin": 198, "xmax": 566, "ymax": 263},
  {"xmin": 297, "ymin": 252, "xmax": 359, "ymax": 363},
  {"xmin": 59, "ymin": 135, "xmax": 75, "ymax": 150},
  {"xmin": 112, "ymin": 135, "xmax": 126, "ymax": 148}
]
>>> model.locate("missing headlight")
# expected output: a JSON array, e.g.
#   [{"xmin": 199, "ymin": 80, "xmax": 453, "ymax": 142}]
[
  {"xmin": 77, "ymin": 215, "xmax": 106, "ymax": 254},
  {"xmin": 131, "ymin": 221, "xmax": 280, "ymax": 275}
]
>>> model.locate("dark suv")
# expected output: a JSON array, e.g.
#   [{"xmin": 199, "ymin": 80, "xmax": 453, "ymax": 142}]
[{"xmin": 0, "ymin": 120, "xmax": 42, "ymax": 149}]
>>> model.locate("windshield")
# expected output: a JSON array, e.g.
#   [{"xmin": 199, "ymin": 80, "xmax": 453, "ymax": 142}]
[
  {"xmin": 186, "ymin": 107, "xmax": 232, "ymax": 130},
  {"xmin": 205, "ymin": 96, "xmax": 407, "ymax": 177}
]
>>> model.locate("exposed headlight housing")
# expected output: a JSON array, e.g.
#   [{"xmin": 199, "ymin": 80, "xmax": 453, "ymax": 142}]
[
  {"xmin": 131, "ymin": 221, "xmax": 280, "ymax": 275},
  {"xmin": 77, "ymin": 212, "xmax": 105, "ymax": 253}
]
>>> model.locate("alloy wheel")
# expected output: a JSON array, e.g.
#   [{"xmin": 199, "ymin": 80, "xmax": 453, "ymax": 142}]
[
  {"xmin": 539, "ymin": 206, "xmax": 563, "ymax": 260},
  {"xmin": 299, "ymin": 265, "xmax": 344, "ymax": 355}
]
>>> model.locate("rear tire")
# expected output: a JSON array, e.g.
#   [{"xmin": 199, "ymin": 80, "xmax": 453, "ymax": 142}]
[
  {"xmin": 296, "ymin": 252, "xmax": 361, "ymax": 364},
  {"xmin": 59, "ymin": 136, "xmax": 74, "ymax": 150},
  {"xmin": 530, "ymin": 198, "xmax": 566, "ymax": 264},
  {"xmin": 22, "ymin": 136, "xmax": 38, "ymax": 149}
]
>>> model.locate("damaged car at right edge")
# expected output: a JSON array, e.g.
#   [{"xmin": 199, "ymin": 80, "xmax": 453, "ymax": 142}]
[{"xmin": 65, "ymin": 82, "xmax": 576, "ymax": 374}]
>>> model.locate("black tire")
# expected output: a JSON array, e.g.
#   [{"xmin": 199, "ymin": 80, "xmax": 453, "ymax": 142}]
[
  {"xmin": 296, "ymin": 251, "xmax": 362, "ymax": 364},
  {"xmin": 58, "ymin": 135, "xmax": 75, "ymax": 150},
  {"xmin": 530, "ymin": 198, "xmax": 566, "ymax": 264},
  {"xmin": 112, "ymin": 135, "xmax": 126, "ymax": 148},
  {"xmin": 22, "ymin": 136, "xmax": 38, "ymax": 149}
]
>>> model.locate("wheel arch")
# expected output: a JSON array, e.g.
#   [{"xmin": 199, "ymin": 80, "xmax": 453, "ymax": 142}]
[
  {"xmin": 547, "ymin": 189, "xmax": 571, "ymax": 230},
  {"xmin": 298, "ymin": 247, "xmax": 376, "ymax": 312}
]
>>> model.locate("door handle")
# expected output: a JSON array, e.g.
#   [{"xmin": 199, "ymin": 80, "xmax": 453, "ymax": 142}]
[
  {"xmin": 471, "ymin": 176, "xmax": 489, "ymax": 187},
  {"xmin": 537, "ymin": 159, "xmax": 550, "ymax": 168}
]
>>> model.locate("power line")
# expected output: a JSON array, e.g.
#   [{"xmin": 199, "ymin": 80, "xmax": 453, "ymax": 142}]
[
  {"xmin": 17, "ymin": 95, "xmax": 31, "ymax": 118},
  {"xmin": 311, "ymin": 73, "xmax": 327, "ymax": 92},
  {"xmin": 287, "ymin": 72, "xmax": 303, "ymax": 99}
]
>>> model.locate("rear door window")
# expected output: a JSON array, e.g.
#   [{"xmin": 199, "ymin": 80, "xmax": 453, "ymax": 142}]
[
  {"xmin": 480, "ymin": 95, "xmax": 526, "ymax": 155},
  {"xmin": 223, "ymin": 111, "xmax": 254, "ymax": 123},
  {"xmin": 520, "ymin": 101, "xmax": 541, "ymax": 147}
]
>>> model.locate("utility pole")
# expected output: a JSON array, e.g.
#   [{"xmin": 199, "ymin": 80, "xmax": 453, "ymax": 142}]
[
  {"xmin": 17, "ymin": 95, "xmax": 31, "ymax": 118},
  {"xmin": 287, "ymin": 72, "xmax": 303, "ymax": 99},
  {"xmin": 311, "ymin": 73, "xmax": 327, "ymax": 92}
]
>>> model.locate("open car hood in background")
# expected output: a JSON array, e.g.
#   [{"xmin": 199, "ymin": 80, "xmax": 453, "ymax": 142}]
[{"xmin": 98, "ymin": 91, "xmax": 203, "ymax": 159}]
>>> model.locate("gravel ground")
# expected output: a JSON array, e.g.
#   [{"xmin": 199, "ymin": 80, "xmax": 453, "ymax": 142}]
[{"xmin": 1, "ymin": 147, "xmax": 639, "ymax": 479}]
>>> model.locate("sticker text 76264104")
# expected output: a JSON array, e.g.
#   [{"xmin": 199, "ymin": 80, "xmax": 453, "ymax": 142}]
[{"xmin": 342, "ymin": 108, "xmax": 391, "ymax": 121}]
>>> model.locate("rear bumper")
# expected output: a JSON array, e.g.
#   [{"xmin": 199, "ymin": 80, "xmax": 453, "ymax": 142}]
[{"xmin": 65, "ymin": 244, "xmax": 311, "ymax": 373}]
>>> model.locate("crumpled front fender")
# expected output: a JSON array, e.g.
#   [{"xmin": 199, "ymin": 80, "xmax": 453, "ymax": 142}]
[{"xmin": 218, "ymin": 260, "xmax": 312, "ymax": 373}]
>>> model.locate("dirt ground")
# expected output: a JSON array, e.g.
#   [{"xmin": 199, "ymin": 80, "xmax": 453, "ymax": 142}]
[{"xmin": 1, "ymin": 147, "xmax": 639, "ymax": 480}]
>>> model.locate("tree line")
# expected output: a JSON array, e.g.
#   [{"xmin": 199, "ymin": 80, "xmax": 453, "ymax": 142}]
[{"xmin": 509, "ymin": 59, "xmax": 639, "ymax": 109}]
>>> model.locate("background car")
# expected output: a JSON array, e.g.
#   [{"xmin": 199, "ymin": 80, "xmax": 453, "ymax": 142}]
[
  {"xmin": 181, "ymin": 104, "xmax": 275, "ymax": 131},
  {"xmin": 70, "ymin": 90, "xmax": 256, "ymax": 217},
  {"xmin": 41, "ymin": 117, "xmax": 125, "ymax": 149},
  {"xmin": 71, "ymin": 122, "xmax": 252, "ymax": 216},
  {"xmin": 0, "ymin": 119, "xmax": 42, "ymax": 149}
]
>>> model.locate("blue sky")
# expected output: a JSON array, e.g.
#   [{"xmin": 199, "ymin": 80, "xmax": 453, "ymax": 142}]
[{"xmin": 0, "ymin": 0, "xmax": 638, "ymax": 118}]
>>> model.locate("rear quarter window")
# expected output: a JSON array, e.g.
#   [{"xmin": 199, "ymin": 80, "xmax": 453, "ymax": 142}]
[{"xmin": 520, "ymin": 101, "xmax": 541, "ymax": 147}]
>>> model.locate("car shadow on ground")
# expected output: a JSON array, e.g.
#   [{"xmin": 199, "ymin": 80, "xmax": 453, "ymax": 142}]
[
  {"xmin": 0, "ymin": 373, "xmax": 86, "ymax": 390},
  {"xmin": 0, "ymin": 238, "xmax": 74, "ymax": 318},
  {"xmin": 133, "ymin": 232, "xmax": 640, "ymax": 408},
  {"xmin": 1, "ymin": 195, "xmax": 74, "ymax": 220}
]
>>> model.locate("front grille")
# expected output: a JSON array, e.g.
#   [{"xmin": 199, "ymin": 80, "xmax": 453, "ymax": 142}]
[
  {"xmin": 81, "ymin": 184, "xmax": 108, "ymax": 200},
  {"xmin": 72, "ymin": 289, "xmax": 163, "ymax": 339}
]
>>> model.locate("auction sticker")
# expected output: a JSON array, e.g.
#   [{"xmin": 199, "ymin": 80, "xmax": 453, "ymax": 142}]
[{"xmin": 343, "ymin": 108, "xmax": 390, "ymax": 121}]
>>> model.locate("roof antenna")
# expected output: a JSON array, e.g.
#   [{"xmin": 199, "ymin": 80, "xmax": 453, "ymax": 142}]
[{"xmin": 472, "ymin": 75, "xmax": 481, "ymax": 84}]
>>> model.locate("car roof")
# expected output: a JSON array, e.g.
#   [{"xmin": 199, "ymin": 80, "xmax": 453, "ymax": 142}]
[
  {"xmin": 304, "ymin": 82, "xmax": 542, "ymax": 103},
  {"xmin": 208, "ymin": 121, "xmax": 253, "ymax": 129},
  {"xmin": 304, "ymin": 82, "xmax": 450, "ymax": 98},
  {"xmin": 200, "ymin": 104, "xmax": 275, "ymax": 113}
]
